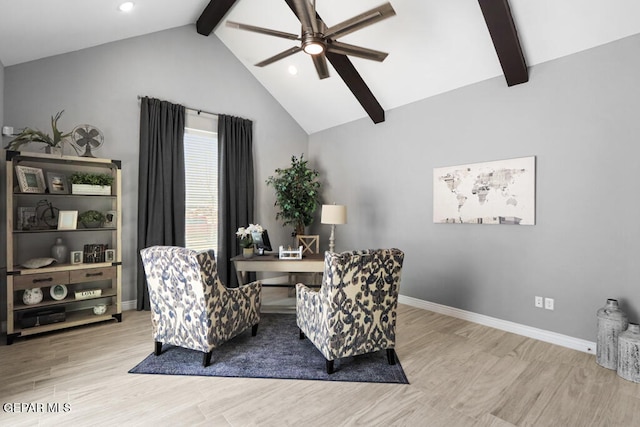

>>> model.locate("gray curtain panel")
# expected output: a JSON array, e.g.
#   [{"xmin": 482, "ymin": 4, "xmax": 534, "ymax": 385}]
[
  {"xmin": 136, "ymin": 97, "xmax": 186, "ymax": 310},
  {"xmin": 217, "ymin": 114, "xmax": 254, "ymax": 288}
]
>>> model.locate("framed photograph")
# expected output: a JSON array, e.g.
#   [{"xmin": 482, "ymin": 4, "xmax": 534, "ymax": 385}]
[
  {"xmin": 17, "ymin": 207, "xmax": 37, "ymax": 230},
  {"xmin": 70, "ymin": 251, "xmax": 83, "ymax": 264},
  {"xmin": 104, "ymin": 210, "xmax": 117, "ymax": 227},
  {"xmin": 46, "ymin": 171, "xmax": 70, "ymax": 194},
  {"xmin": 15, "ymin": 166, "xmax": 46, "ymax": 193},
  {"xmin": 105, "ymin": 249, "xmax": 116, "ymax": 263},
  {"xmin": 57, "ymin": 210, "xmax": 78, "ymax": 230}
]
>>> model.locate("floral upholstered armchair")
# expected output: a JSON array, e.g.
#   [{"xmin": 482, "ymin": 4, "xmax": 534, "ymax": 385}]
[
  {"xmin": 140, "ymin": 246, "xmax": 261, "ymax": 367},
  {"xmin": 296, "ymin": 248, "xmax": 405, "ymax": 374}
]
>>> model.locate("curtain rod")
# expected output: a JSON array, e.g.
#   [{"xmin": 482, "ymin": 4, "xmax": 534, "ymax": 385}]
[{"xmin": 137, "ymin": 95, "xmax": 219, "ymax": 117}]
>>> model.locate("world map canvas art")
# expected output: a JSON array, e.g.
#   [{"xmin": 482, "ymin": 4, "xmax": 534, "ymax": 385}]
[{"xmin": 433, "ymin": 156, "xmax": 535, "ymax": 225}]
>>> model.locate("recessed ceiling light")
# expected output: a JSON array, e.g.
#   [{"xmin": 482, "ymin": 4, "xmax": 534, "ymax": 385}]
[
  {"xmin": 119, "ymin": 2, "xmax": 135, "ymax": 12},
  {"xmin": 288, "ymin": 65, "xmax": 298, "ymax": 75}
]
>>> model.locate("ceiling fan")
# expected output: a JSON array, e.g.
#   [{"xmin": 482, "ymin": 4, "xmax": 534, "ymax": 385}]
[{"xmin": 226, "ymin": 0, "xmax": 396, "ymax": 80}]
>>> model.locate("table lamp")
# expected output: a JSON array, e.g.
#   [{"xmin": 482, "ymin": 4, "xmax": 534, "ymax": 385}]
[{"xmin": 321, "ymin": 204, "xmax": 347, "ymax": 253}]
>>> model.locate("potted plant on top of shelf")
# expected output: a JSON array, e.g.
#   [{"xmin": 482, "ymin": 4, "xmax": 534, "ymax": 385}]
[
  {"xmin": 266, "ymin": 154, "xmax": 321, "ymax": 237},
  {"xmin": 69, "ymin": 172, "xmax": 114, "ymax": 195},
  {"xmin": 3, "ymin": 111, "xmax": 71, "ymax": 156}
]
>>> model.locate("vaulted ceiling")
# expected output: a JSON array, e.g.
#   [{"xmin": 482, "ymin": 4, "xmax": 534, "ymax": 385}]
[{"xmin": 1, "ymin": 0, "xmax": 639, "ymax": 134}]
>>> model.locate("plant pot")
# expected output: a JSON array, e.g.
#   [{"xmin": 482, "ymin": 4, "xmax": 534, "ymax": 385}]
[
  {"xmin": 72, "ymin": 184, "xmax": 111, "ymax": 195},
  {"xmin": 45, "ymin": 145, "xmax": 63, "ymax": 156},
  {"xmin": 81, "ymin": 221, "xmax": 103, "ymax": 229},
  {"xmin": 242, "ymin": 247, "xmax": 254, "ymax": 258}
]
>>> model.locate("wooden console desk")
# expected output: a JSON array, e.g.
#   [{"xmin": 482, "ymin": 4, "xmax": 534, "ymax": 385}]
[{"xmin": 231, "ymin": 253, "xmax": 324, "ymax": 286}]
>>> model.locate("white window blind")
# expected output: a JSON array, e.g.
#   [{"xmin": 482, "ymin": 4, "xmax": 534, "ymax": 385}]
[{"xmin": 184, "ymin": 112, "xmax": 218, "ymax": 252}]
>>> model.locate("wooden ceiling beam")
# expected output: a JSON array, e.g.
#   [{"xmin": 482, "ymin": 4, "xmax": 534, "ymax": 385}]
[
  {"xmin": 478, "ymin": 0, "xmax": 528, "ymax": 86},
  {"xmin": 197, "ymin": 0, "xmax": 239, "ymax": 36}
]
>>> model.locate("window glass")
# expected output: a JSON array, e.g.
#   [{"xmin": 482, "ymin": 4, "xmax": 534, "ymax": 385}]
[{"xmin": 184, "ymin": 112, "xmax": 218, "ymax": 252}]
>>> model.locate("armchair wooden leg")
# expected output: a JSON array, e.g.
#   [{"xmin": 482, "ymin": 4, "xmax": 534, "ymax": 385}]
[
  {"xmin": 252, "ymin": 323, "xmax": 259, "ymax": 336},
  {"xmin": 299, "ymin": 328, "xmax": 305, "ymax": 339},
  {"xmin": 326, "ymin": 359, "xmax": 334, "ymax": 375},
  {"xmin": 203, "ymin": 350, "xmax": 213, "ymax": 367},
  {"xmin": 154, "ymin": 341, "xmax": 162, "ymax": 356},
  {"xmin": 387, "ymin": 348, "xmax": 396, "ymax": 365}
]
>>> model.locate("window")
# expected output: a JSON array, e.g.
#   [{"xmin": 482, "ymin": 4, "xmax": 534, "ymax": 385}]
[{"xmin": 184, "ymin": 111, "xmax": 218, "ymax": 252}]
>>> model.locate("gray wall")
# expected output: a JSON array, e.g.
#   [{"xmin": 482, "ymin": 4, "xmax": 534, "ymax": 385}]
[
  {"xmin": 309, "ymin": 34, "xmax": 640, "ymax": 341},
  {"xmin": 0, "ymin": 57, "xmax": 5, "ymax": 326},
  {"xmin": 3, "ymin": 25, "xmax": 308, "ymax": 303}
]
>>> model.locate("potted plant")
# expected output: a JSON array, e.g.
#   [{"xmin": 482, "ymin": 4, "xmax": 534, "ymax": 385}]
[
  {"xmin": 69, "ymin": 172, "xmax": 114, "ymax": 195},
  {"xmin": 4, "ymin": 111, "xmax": 71, "ymax": 155},
  {"xmin": 266, "ymin": 155, "xmax": 321, "ymax": 236},
  {"xmin": 79, "ymin": 210, "xmax": 106, "ymax": 228},
  {"xmin": 236, "ymin": 224, "xmax": 263, "ymax": 258}
]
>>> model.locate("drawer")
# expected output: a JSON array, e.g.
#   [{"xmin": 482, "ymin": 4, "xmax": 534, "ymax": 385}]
[
  {"xmin": 13, "ymin": 271, "xmax": 69, "ymax": 291},
  {"xmin": 69, "ymin": 267, "xmax": 116, "ymax": 284}
]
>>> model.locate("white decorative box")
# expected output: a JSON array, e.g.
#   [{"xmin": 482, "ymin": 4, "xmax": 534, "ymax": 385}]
[
  {"xmin": 71, "ymin": 184, "xmax": 111, "ymax": 196},
  {"xmin": 279, "ymin": 245, "xmax": 303, "ymax": 260},
  {"xmin": 74, "ymin": 289, "xmax": 102, "ymax": 300}
]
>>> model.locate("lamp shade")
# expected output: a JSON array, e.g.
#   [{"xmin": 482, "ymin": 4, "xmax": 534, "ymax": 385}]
[{"xmin": 321, "ymin": 205, "xmax": 347, "ymax": 225}]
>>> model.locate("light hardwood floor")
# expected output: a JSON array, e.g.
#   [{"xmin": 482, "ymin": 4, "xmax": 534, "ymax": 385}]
[{"xmin": 1, "ymin": 304, "xmax": 639, "ymax": 426}]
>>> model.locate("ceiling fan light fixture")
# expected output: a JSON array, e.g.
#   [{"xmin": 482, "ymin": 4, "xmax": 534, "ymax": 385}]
[{"xmin": 302, "ymin": 35, "xmax": 325, "ymax": 55}]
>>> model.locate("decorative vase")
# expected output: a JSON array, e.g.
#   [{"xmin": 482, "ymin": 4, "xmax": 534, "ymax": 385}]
[
  {"xmin": 93, "ymin": 304, "xmax": 108, "ymax": 315},
  {"xmin": 617, "ymin": 323, "xmax": 640, "ymax": 383},
  {"xmin": 23, "ymin": 288, "xmax": 44, "ymax": 305},
  {"xmin": 51, "ymin": 237, "xmax": 68, "ymax": 263},
  {"xmin": 596, "ymin": 298, "xmax": 629, "ymax": 369},
  {"xmin": 242, "ymin": 247, "xmax": 254, "ymax": 258}
]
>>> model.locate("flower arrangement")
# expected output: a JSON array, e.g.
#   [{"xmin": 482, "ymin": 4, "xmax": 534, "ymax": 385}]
[{"xmin": 236, "ymin": 224, "xmax": 264, "ymax": 248}]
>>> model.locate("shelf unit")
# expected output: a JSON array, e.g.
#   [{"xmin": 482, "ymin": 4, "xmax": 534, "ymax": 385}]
[{"xmin": 4, "ymin": 151, "xmax": 122, "ymax": 344}]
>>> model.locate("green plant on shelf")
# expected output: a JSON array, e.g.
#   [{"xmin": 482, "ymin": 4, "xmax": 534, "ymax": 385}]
[
  {"xmin": 4, "ymin": 111, "xmax": 71, "ymax": 150},
  {"xmin": 79, "ymin": 210, "xmax": 106, "ymax": 228},
  {"xmin": 69, "ymin": 172, "xmax": 114, "ymax": 186}
]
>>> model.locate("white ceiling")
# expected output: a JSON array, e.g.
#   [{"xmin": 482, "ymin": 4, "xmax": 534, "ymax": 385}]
[{"xmin": 1, "ymin": 0, "xmax": 640, "ymax": 134}]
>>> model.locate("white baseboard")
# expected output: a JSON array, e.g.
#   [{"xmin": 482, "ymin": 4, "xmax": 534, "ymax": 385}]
[
  {"xmin": 122, "ymin": 299, "xmax": 137, "ymax": 311},
  {"xmin": 4, "ymin": 297, "xmax": 596, "ymax": 356},
  {"xmin": 399, "ymin": 295, "xmax": 596, "ymax": 355}
]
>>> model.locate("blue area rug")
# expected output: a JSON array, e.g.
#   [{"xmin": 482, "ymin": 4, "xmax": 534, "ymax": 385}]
[{"xmin": 129, "ymin": 313, "xmax": 408, "ymax": 384}]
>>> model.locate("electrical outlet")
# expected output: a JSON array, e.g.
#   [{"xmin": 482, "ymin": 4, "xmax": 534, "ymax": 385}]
[
  {"xmin": 544, "ymin": 297, "xmax": 554, "ymax": 310},
  {"xmin": 535, "ymin": 296, "xmax": 543, "ymax": 308}
]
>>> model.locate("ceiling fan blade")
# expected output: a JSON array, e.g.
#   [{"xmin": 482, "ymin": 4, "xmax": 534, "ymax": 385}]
[
  {"xmin": 324, "ymin": 2, "xmax": 396, "ymax": 40},
  {"xmin": 256, "ymin": 46, "xmax": 303, "ymax": 67},
  {"xmin": 292, "ymin": 0, "xmax": 318, "ymax": 33},
  {"xmin": 197, "ymin": 0, "xmax": 239, "ymax": 36},
  {"xmin": 325, "ymin": 51, "xmax": 385, "ymax": 124},
  {"xmin": 226, "ymin": 21, "xmax": 300, "ymax": 41},
  {"xmin": 326, "ymin": 41, "xmax": 388, "ymax": 62},
  {"xmin": 312, "ymin": 54, "xmax": 330, "ymax": 79}
]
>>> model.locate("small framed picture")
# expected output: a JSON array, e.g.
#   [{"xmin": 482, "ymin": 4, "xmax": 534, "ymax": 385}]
[
  {"xmin": 15, "ymin": 166, "xmax": 46, "ymax": 193},
  {"xmin": 46, "ymin": 171, "xmax": 69, "ymax": 194},
  {"xmin": 105, "ymin": 249, "xmax": 116, "ymax": 263},
  {"xmin": 17, "ymin": 207, "xmax": 37, "ymax": 230},
  {"xmin": 104, "ymin": 210, "xmax": 117, "ymax": 228},
  {"xmin": 57, "ymin": 210, "xmax": 78, "ymax": 230},
  {"xmin": 70, "ymin": 251, "xmax": 83, "ymax": 264}
]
